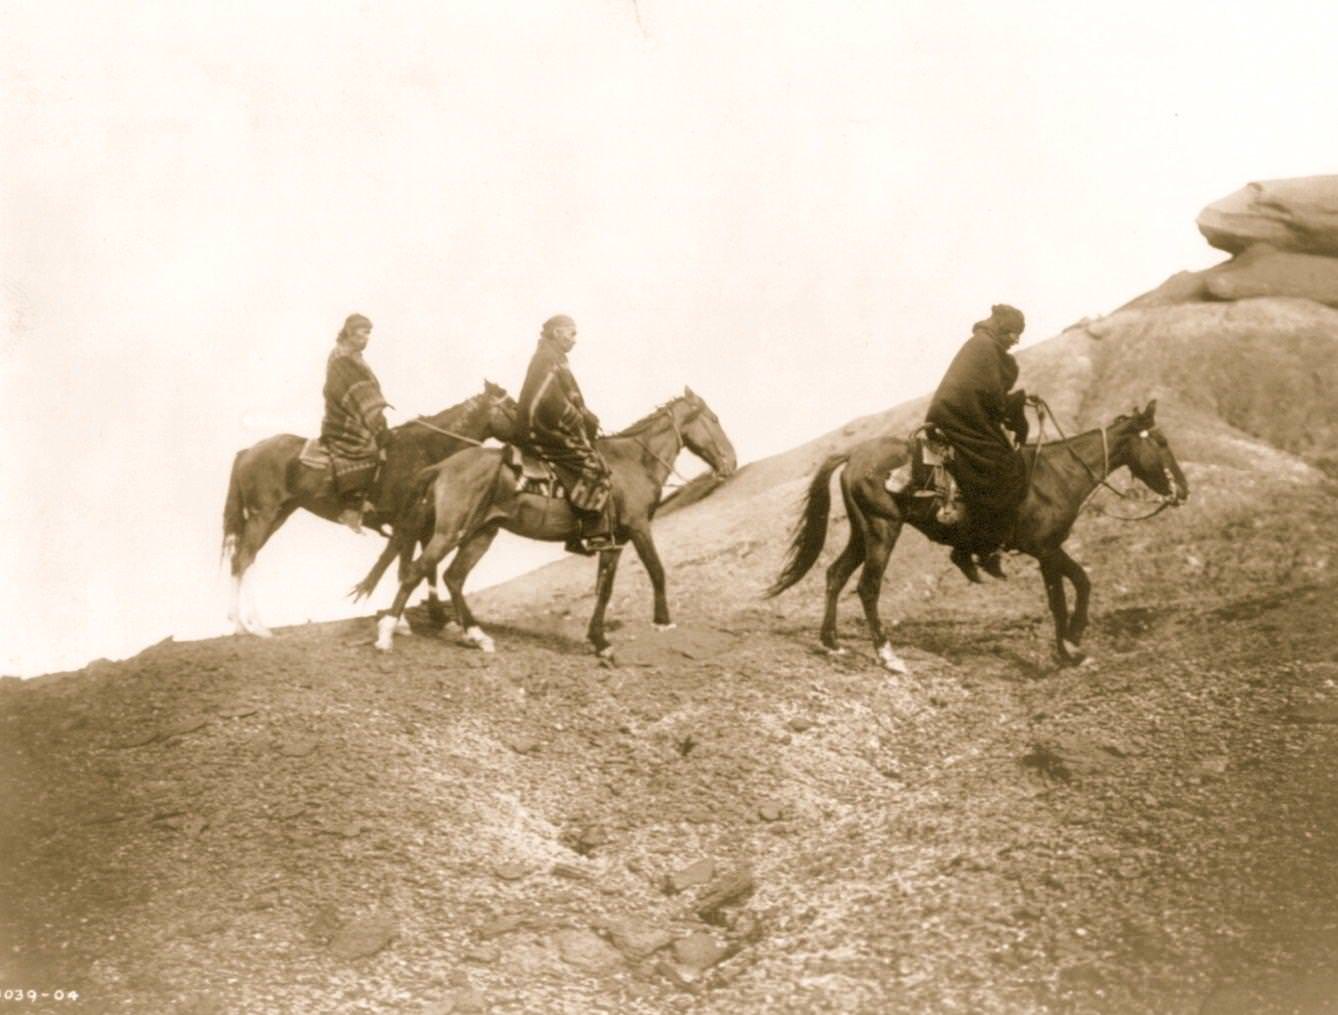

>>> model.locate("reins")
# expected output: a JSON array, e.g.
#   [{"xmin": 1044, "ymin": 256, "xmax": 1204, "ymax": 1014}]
[
  {"xmin": 1027, "ymin": 397, "xmax": 1176, "ymax": 523},
  {"xmin": 408, "ymin": 416, "xmax": 485, "ymax": 445},
  {"xmin": 618, "ymin": 403, "xmax": 696, "ymax": 489}
]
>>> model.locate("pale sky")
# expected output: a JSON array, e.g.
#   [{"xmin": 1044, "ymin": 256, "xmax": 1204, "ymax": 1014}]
[{"xmin": 4, "ymin": 0, "xmax": 1338, "ymax": 675}]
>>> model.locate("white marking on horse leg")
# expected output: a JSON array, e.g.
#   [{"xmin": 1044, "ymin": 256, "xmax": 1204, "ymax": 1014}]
[
  {"xmin": 229, "ymin": 573, "xmax": 244, "ymax": 633},
  {"xmin": 654, "ymin": 622, "xmax": 677, "ymax": 632},
  {"xmin": 238, "ymin": 571, "xmax": 273, "ymax": 638},
  {"xmin": 463, "ymin": 625, "xmax": 495, "ymax": 653},
  {"xmin": 824, "ymin": 645, "xmax": 848, "ymax": 657},
  {"xmin": 597, "ymin": 645, "xmax": 616, "ymax": 661},
  {"xmin": 396, "ymin": 615, "xmax": 413, "ymax": 635},
  {"xmin": 878, "ymin": 642, "xmax": 910, "ymax": 675},
  {"xmin": 375, "ymin": 613, "xmax": 398, "ymax": 652}
]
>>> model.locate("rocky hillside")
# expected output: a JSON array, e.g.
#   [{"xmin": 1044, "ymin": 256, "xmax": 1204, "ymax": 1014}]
[{"xmin": 3, "ymin": 180, "xmax": 1338, "ymax": 1014}]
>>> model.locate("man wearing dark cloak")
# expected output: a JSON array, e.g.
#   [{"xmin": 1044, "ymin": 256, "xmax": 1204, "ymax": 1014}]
[
  {"xmin": 516, "ymin": 314, "xmax": 615, "ymax": 552},
  {"xmin": 321, "ymin": 313, "xmax": 392, "ymax": 532},
  {"xmin": 924, "ymin": 303, "xmax": 1031, "ymax": 582}
]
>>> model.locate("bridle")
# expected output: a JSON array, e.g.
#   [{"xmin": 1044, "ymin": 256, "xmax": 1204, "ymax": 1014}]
[
  {"xmin": 1028, "ymin": 396, "xmax": 1180, "ymax": 522},
  {"xmin": 622, "ymin": 401, "xmax": 699, "ymax": 489}
]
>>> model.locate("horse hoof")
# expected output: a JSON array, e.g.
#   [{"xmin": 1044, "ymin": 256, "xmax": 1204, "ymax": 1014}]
[
  {"xmin": 823, "ymin": 645, "xmax": 847, "ymax": 657},
  {"xmin": 877, "ymin": 643, "xmax": 910, "ymax": 675},
  {"xmin": 462, "ymin": 626, "xmax": 496, "ymax": 653},
  {"xmin": 375, "ymin": 615, "xmax": 398, "ymax": 652},
  {"xmin": 597, "ymin": 646, "xmax": 616, "ymax": 661},
  {"xmin": 654, "ymin": 623, "xmax": 677, "ymax": 632},
  {"xmin": 245, "ymin": 623, "xmax": 273, "ymax": 639},
  {"xmin": 396, "ymin": 616, "xmax": 412, "ymax": 636},
  {"xmin": 1060, "ymin": 640, "xmax": 1088, "ymax": 666}
]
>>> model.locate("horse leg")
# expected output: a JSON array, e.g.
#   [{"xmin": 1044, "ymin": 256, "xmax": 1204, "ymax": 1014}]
[
  {"xmin": 1057, "ymin": 549, "xmax": 1092, "ymax": 656},
  {"xmin": 628, "ymin": 527, "xmax": 673, "ymax": 629},
  {"xmin": 586, "ymin": 548, "xmax": 624, "ymax": 659},
  {"xmin": 1040, "ymin": 555, "xmax": 1083, "ymax": 666},
  {"xmin": 856, "ymin": 516, "xmax": 909, "ymax": 674},
  {"xmin": 229, "ymin": 504, "xmax": 292, "ymax": 637},
  {"xmin": 424, "ymin": 557, "xmax": 450, "ymax": 628},
  {"xmin": 443, "ymin": 524, "xmax": 500, "ymax": 652},
  {"xmin": 351, "ymin": 537, "xmax": 399, "ymax": 601},
  {"xmin": 375, "ymin": 469, "xmax": 496, "ymax": 652},
  {"xmin": 821, "ymin": 515, "xmax": 865, "ymax": 654},
  {"xmin": 375, "ymin": 530, "xmax": 455, "ymax": 652}
]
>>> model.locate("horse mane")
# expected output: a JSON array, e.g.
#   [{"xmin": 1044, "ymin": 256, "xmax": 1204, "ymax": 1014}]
[
  {"xmin": 393, "ymin": 390, "xmax": 485, "ymax": 433},
  {"xmin": 1028, "ymin": 412, "xmax": 1137, "ymax": 449},
  {"xmin": 609, "ymin": 395, "xmax": 689, "ymax": 437}
]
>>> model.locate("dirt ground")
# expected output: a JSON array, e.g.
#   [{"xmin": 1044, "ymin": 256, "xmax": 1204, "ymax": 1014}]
[{"xmin": 3, "ymin": 444, "xmax": 1337, "ymax": 1014}]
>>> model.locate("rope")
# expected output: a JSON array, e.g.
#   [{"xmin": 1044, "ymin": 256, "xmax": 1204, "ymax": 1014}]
[
  {"xmin": 408, "ymin": 416, "xmax": 485, "ymax": 445},
  {"xmin": 1027, "ymin": 396, "xmax": 1175, "ymax": 523},
  {"xmin": 621, "ymin": 404, "xmax": 695, "ymax": 488}
]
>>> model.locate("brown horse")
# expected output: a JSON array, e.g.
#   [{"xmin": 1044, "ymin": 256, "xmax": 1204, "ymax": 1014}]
[
  {"xmin": 365, "ymin": 387, "xmax": 737, "ymax": 658},
  {"xmin": 766, "ymin": 401, "xmax": 1189, "ymax": 672},
  {"xmin": 221, "ymin": 380, "xmax": 517, "ymax": 637}
]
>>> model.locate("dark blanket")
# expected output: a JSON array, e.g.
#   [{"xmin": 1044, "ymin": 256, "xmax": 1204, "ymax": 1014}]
[
  {"xmin": 925, "ymin": 331, "xmax": 1028, "ymax": 538},
  {"xmin": 517, "ymin": 337, "xmax": 610, "ymax": 512}
]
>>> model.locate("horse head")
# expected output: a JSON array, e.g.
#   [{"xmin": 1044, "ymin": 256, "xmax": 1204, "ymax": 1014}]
[
  {"xmin": 676, "ymin": 385, "xmax": 738, "ymax": 478},
  {"xmin": 1118, "ymin": 400, "xmax": 1189, "ymax": 506},
  {"xmin": 481, "ymin": 379, "xmax": 520, "ymax": 444}
]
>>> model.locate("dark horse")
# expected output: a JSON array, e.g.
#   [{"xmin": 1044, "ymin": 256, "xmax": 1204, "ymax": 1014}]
[
  {"xmin": 221, "ymin": 380, "xmax": 517, "ymax": 637},
  {"xmin": 766, "ymin": 401, "xmax": 1189, "ymax": 672},
  {"xmin": 364, "ymin": 388, "xmax": 737, "ymax": 657}
]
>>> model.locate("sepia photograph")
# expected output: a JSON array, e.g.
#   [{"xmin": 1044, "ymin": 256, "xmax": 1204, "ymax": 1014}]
[{"xmin": 3, "ymin": 1, "xmax": 1337, "ymax": 1011}]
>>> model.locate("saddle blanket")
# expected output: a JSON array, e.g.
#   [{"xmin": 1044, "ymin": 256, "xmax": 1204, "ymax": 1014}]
[
  {"xmin": 505, "ymin": 444, "xmax": 567, "ymax": 500},
  {"xmin": 299, "ymin": 437, "xmax": 333, "ymax": 471}
]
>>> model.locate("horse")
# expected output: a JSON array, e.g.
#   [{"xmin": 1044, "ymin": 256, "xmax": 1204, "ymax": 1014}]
[
  {"xmin": 364, "ymin": 387, "xmax": 737, "ymax": 658},
  {"xmin": 765, "ymin": 400, "xmax": 1189, "ymax": 673},
  {"xmin": 221, "ymin": 380, "xmax": 517, "ymax": 637}
]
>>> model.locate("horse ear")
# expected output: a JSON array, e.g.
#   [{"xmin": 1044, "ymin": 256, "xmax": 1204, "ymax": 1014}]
[
  {"xmin": 1142, "ymin": 398, "xmax": 1157, "ymax": 421},
  {"xmin": 684, "ymin": 385, "xmax": 696, "ymax": 399}
]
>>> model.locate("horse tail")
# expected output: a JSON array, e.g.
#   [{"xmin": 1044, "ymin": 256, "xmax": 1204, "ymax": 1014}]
[
  {"xmin": 765, "ymin": 452, "xmax": 849, "ymax": 598},
  {"xmin": 221, "ymin": 451, "xmax": 247, "ymax": 567}
]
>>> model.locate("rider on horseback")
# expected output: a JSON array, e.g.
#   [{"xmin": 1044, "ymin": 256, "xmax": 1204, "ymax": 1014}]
[
  {"xmin": 321, "ymin": 313, "xmax": 392, "ymax": 533},
  {"xmin": 923, "ymin": 303, "xmax": 1031, "ymax": 582},
  {"xmin": 516, "ymin": 314, "xmax": 617, "ymax": 553}
]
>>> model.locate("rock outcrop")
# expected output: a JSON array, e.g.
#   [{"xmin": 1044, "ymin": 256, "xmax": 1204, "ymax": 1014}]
[
  {"xmin": 1203, "ymin": 243, "xmax": 1338, "ymax": 308},
  {"xmin": 1122, "ymin": 177, "xmax": 1338, "ymax": 312},
  {"xmin": 1197, "ymin": 177, "xmax": 1338, "ymax": 257}
]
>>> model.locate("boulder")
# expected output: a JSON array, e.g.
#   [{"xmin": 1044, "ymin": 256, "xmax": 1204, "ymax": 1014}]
[
  {"xmin": 1116, "ymin": 268, "xmax": 1216, "ymax": 310},
  {"xmin": 1203, "ymin": 243, "xmax": 1338, "ymax": 308},
  {"xmin": 552, "ymin": 928, "xmax": 623, "ymax": 974},
  {"xmin": 1197, "ymin": 177, "xmax": 1338, "ymax": 257}
]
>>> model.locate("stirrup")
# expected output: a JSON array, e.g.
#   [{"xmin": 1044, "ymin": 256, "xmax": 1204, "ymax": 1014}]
[
  {"xmin": 564, "ymin": 537, "xmax": 596, "ymax": 556},
  {"xmin": 979, "ymin": 552, "xmax": 1007, "ymax": 580}
]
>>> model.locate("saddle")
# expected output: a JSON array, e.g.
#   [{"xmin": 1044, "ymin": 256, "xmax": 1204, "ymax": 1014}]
[
  {"xmin": 299, "ymin": 438, "xmax": 384, "ymax": 507},
  {"xmin": 888, "ymin": 427, "xmax": 963, "ymax": 524},
  {"xmin": 504, "ymin": 444, "xmax": 567, "ymax": 499}
]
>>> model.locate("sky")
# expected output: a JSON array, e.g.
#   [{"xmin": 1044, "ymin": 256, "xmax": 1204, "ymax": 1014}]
[{"xmin": 4, "ymin": 0, "xmax": 1338, "ymax": 676}]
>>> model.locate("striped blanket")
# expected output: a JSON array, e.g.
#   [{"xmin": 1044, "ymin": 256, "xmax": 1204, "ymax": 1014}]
[{"xmin": 320, "ymin": 347, "xmax": 389, "ymax": 490}]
